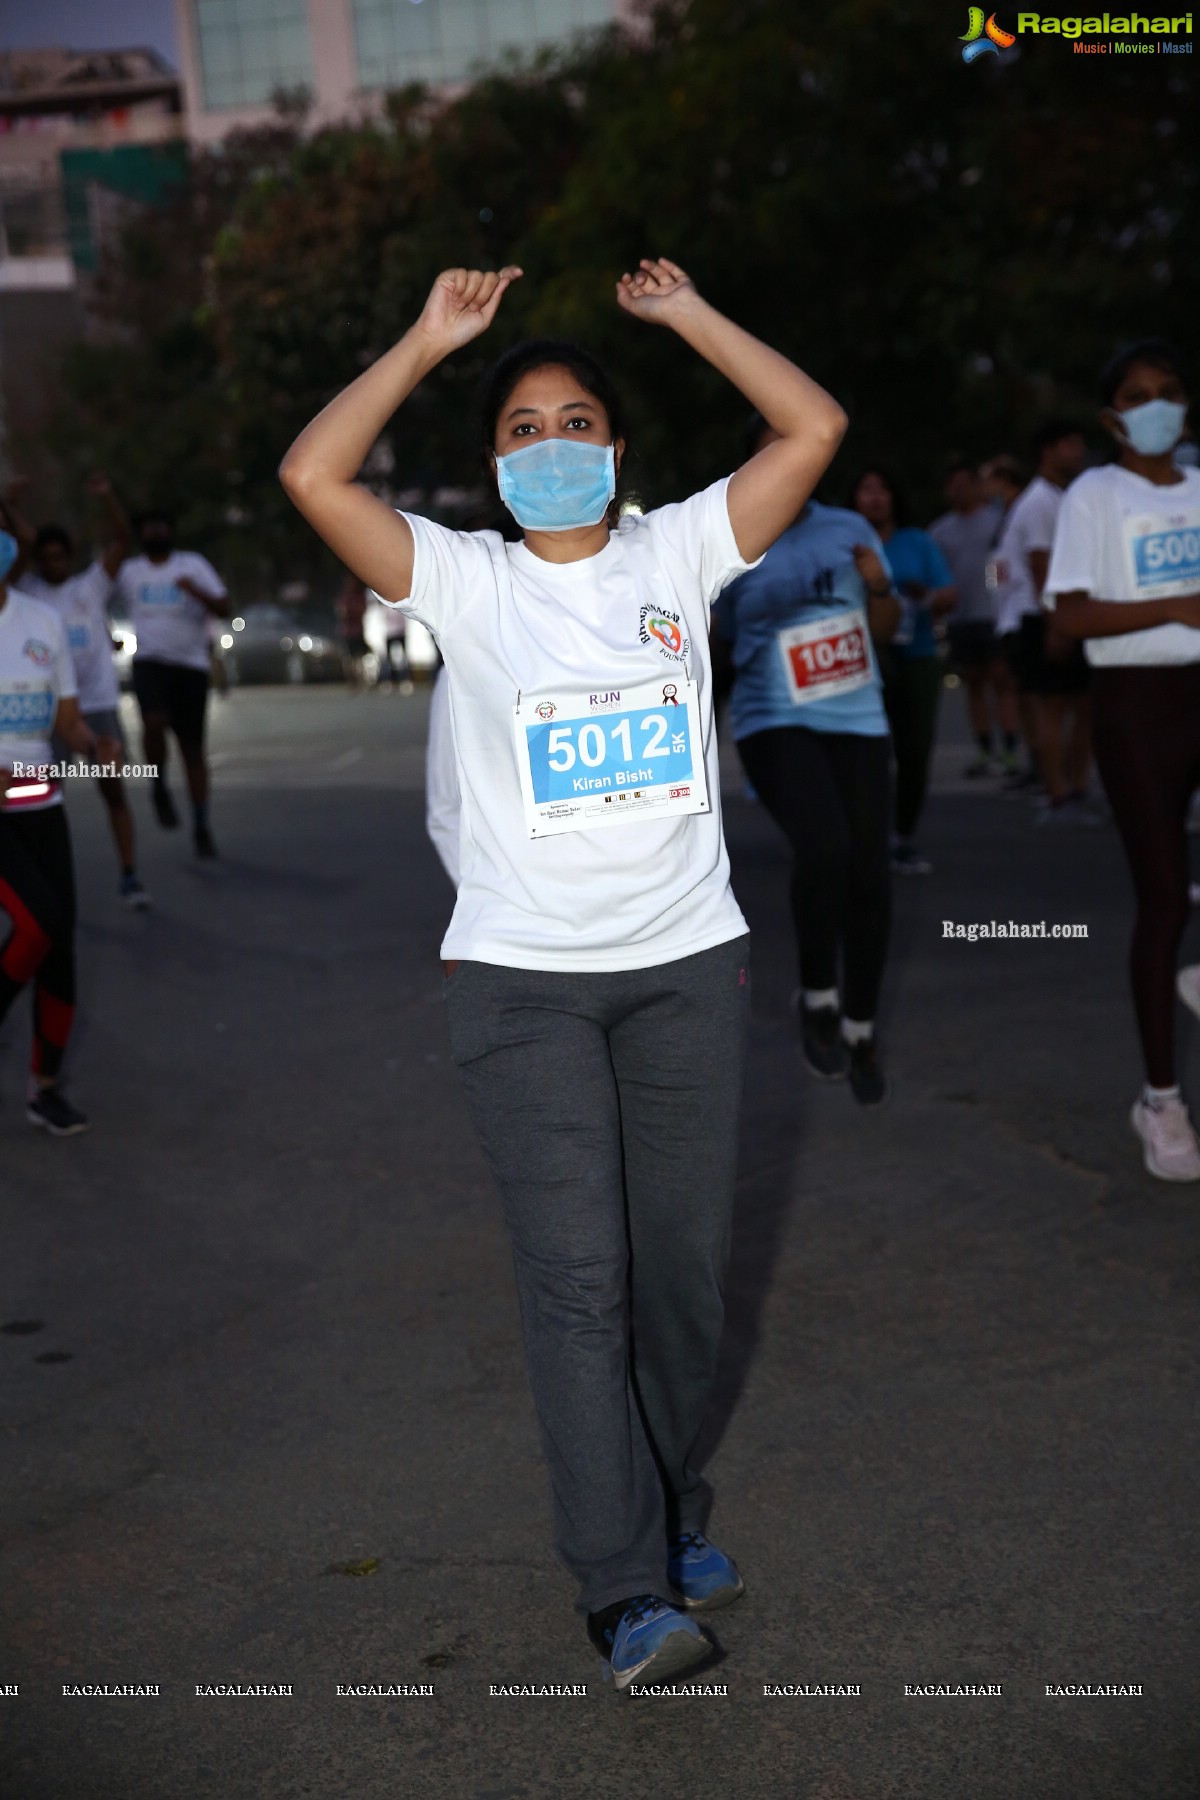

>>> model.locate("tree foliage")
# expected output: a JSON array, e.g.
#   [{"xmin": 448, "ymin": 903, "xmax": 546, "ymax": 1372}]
[{"xmin": 42, "ymin": 0, "xmax": 1199, "ymax": 597}]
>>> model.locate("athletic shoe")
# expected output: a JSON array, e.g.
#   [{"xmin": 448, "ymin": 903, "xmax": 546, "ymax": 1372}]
[
  {"xmin": 119, "ymin": 872, "xmax": 151, "ymax": 910},
  {"xmin": 667, "ymin": 1533, "xmax": 745, "ymax": 1612},
  {"xmin": 847, "ymin": 1037, "xmax": 889, "ymax": 1107},
  {"xmin": 1003, "ymin": 769, "xmax": 1041, "ymax": 795},
  {"xmin": 152, "ymin": 784, "xmax": 179, "ymax": 829},
  {"xmin": 962, "ymin": 754, "xmax": 994, "ymax": 779},
  {"xmin": 797, "ymin": 1000, "xmax": 849, "ymax": 1080},
  {"xmin": 586, "ymin": 1595, "xmax": 708, "ymax": 1693},
  {"xmin": 27, "ymin": 1088, "xmax": 90, "ymax": 1137},
  {"xmin": 1130, "ymin": 1093, "xmax": 1200, "ymax": 1182},
  {"xmin": 1176, "ymin": 965, "xmax": 1200, "ymax": 1017},
  {"xmin": 194, "ymin": 823, "xmax": 218, "ymax": 859},
  {"xmin": 1035, "ymin": 797, "xmax": 1100, "ymax": 827},
  {"xmin": 891, "ymin": 843, "xmax": 932, "ymax": 874},
  {"xmin": 999, "ymin": 749, "xmax": 1022, "ymax": 777}
]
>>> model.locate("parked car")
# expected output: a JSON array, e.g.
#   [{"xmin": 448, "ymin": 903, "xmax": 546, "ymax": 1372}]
[
  {"xmin": 110, "ymin": 613, "xmax": 136, "ymax": 690},
  {"xmin": 219, "ymin": 605, "xmax": 344, "ymax": 686}
]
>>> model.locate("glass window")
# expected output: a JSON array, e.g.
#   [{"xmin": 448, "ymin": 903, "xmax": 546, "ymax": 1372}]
[
  {"xmin": 195, "ymin": 0, "xmax": 314, "ymax": 109},
  {"xmin": 352, "ymin": 0, "xmax": 616, "ymax": 90}
]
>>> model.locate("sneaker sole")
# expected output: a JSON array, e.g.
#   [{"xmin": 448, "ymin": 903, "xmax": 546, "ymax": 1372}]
[
  {"xmin": 1130, "ymin": 1104, "xmax": 1200, "ymax": 1182},
  {"xmin": 802, "ymin": 1052, "xmax": 849, "ymax": 1081},
  {"xmin": 27, "ymin": 1108, "xmax": 90, "ymax": 1137},
  {"xmin": 850, "ymin": 1079, "xmax": 891, "ymax": 1109},
  {"xmin": 606, "ymin": 1624, "xmax": 710, "ymax": 1693},
  {"xmin": 668, "ymin": 1575, "xmax": 745, "ymax": 1613}
]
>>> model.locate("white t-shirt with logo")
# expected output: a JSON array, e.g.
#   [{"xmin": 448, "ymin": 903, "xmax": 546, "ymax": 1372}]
[
  {"xmin": 994, "ymin": 476, "xmax": 1063, "ymax": 637},
  {"xmin": 113, "ymin": 551, "xmax": 226, "ymax": 672},
  {"xmin": 388, "ymin": 476, "xmax": 756, "ymax": 972},
  {"xmin": 20, "ymin": 562, "xmax": 119, "ymax": 712},
  {"xmin": 0, "ymin": 588, "xmax": 77, "ymax": 811},
  {"xmin": 1044, "ymin": 464, "xmax": 1200, "ymax": 667}
]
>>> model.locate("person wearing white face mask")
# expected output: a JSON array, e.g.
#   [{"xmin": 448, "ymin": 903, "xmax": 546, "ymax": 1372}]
[
  {"xmin": 1045, "ymin": 339, "xmax": 1200, "ymax": 1181},
  {"xmin": 279, "ymin": 259, "xmax": 849, "ymax": 1690}
]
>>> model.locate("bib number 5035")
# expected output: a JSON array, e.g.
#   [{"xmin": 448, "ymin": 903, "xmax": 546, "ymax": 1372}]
[{"xmin": 546, "ymin": 714, "xmax": 671, "ymax": 772}]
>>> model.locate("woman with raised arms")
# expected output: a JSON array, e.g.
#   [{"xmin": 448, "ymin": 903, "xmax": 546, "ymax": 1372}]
[{"xmin": 280, "ymin": 259, "xmax": 847, "ymax": 1690}]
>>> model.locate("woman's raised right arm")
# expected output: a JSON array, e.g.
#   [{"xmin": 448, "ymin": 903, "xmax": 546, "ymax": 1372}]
[{"xmin": 279, "ymin": 266, "xmax": 522, "ymax": 603}]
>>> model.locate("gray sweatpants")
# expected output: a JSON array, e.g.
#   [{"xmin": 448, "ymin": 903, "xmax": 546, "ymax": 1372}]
[{"xmin": 443, "ymin": 935, "xmax": 750, "ymax": 1615}]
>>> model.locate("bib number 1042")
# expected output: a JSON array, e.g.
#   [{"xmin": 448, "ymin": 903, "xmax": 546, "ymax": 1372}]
[{"xmin": 546, "ymin": 713, "xmax": 671, "ymax": 771}]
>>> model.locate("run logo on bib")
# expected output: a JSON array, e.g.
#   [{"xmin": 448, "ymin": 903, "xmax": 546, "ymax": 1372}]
[{"xmin": 777, "ymin": 608, "xmax": 872, "ymax": 705}]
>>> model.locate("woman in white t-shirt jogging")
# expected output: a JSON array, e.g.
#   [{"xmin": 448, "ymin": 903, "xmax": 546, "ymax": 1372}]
[
  {"xmin": 280, "ymin": 259, "xmax": 848, "ymax": 1689},
  {"xmin": 0, "ymin": 531, "xmax": 122, "ymax": 1135},
  {"xmin": 1045, "ymin": 339, "xmax": 1200, "ymax": 1181}
]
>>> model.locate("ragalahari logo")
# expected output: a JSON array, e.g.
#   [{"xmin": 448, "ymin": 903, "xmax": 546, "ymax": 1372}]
[{"xmin": 961, "ymin": 7, "xmax": 1017, "ymax": 58}]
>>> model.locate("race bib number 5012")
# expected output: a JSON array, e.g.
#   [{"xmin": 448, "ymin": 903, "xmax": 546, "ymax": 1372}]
[{"xmin": 514, "ymin": 677, "xmax": 709, "ymax": 838}]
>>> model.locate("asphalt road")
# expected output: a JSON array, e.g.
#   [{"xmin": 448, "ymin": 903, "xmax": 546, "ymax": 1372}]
[{"xmin": 2, "ymin": 681, "xmax": 1198, "ymax": 1800}]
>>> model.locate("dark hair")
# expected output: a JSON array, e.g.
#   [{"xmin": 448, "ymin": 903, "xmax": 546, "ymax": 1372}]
[
  {"xmin": 1099, "ymin": 338, "xmax": 1184, "ymax": 408},
  {"xmin": 135, "ymin": 508, "xmax": 174, "ymax": 532},
  {"xmin": 981, "ymin": 453, "xmax": 1024, "ymax": 490},
  {"xmin": 34, "ymin": 524, "xmax": 72, "ymax": 554},
  {"xmin": 944, "ymin": 457, "xmax": 979, "ymax": 481},
  {"xmin": 848, "ymin": 465, "xmax": 908, "ymax": 528},
  {"xmin": 1033, "ymin": 417, "xmax": 1084, "ymax": 458},
  {"xmin": 478, "ymin": 338, "xmax": 630, "ymax": 525}
]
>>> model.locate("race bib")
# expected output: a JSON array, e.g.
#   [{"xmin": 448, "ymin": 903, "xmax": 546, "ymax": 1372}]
[
  {"xmin": 1128, "ymin": 514, "xmax": 1200, "ymax": 595},
  {"xmin": 0, "ymin": 688, "xmax": 54, "ymax": 734},
  {"xmin": 777, "ymin": 609, "xmax": 872, "ymax": 705},
  {"xmin": 138, "ymin": 580, "xmax": 184, "ymax": 609},
  {"xmin": 514, "ymin": 676, "xmax": 709, "ymax": 839}
]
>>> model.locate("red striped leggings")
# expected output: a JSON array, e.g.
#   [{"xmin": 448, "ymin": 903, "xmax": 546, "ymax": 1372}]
[{"xmin": 0, "ymin": 805, "xmax": 76, "ymax": 1081}]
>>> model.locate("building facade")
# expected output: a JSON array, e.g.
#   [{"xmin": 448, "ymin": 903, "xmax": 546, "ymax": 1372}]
[
  {"xmin": 0, "ymin": 48, "xmax": 185, "ymax": 457},
  {"xmin": 173, "ymin": 0, "xmax": 630, "ymax": 142}
]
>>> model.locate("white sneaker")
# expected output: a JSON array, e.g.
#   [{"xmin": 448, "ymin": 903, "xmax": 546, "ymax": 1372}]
[
  {"xmin": 1130, "ymin": 1093, "xmax": 1200, "ymax": 1182},
  {"xmin": 1178, "ymin": 965, "xmax": 1200, "ymax": 1017}
]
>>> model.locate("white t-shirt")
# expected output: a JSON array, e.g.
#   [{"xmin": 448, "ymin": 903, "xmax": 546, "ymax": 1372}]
[
  {"xmin": 994, "ymin": 476, "xmax": 1063, "ymax": 637},
  {"xmin": 1044, "ymin": 464, "xmax": 1200, "ymax": 667},
  {"xmin": 425, "ymin": 664, "xmax": 461, "ymax": 887},
  {"xmin": 113, "ymin": 551, "xmax": 226, "ymax": 672},
  {"xmin": 20, "ymin": 562, "xmax": 119, "ymax": 712},
  {"xmin": 388, "ymin": 476, "xmax": 755, "ymax": 972},
  {"xmin": 0, "ymin": 588, "xmax": 77, "ymax": 811}
]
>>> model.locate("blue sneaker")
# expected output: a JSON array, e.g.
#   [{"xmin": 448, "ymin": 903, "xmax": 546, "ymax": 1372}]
[
  {"xmin": 586, "ymin": 1594, "xmax": 708, "ymax": 1692},
  {"xmin": 667, "ymin": 1532, "xmax": 745, "ymax": 1611}
]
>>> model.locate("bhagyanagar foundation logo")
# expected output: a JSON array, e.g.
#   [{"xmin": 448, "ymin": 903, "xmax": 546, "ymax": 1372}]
[{"xmin": 962, "ymin": 8, "xmax": 1194, "ymax": 57}]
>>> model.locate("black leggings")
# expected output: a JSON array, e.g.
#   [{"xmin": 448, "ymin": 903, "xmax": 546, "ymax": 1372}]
[
  {"xmin": 884, "ymin": 654, "xmax": 943, "ymax": 840},
  {"xmin": 737, "ymin": 726, "xmax": 891, "ymax": 1021},
  {"xmin": 1090, "ymin": 663, "xmax": 1200, "ymax": 1089},
  {"xmin": 0, "ymin": 806, "xmax": 77, "ymax": 1081}
]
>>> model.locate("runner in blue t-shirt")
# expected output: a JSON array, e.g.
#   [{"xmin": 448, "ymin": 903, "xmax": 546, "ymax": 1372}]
[
  {"xmin": 850, "ymin": 468, "xmax": 956, "ymax": 874},
  {"xmin": 714, "ymin": 422, "xmax": 900, "ymax": 1104}
]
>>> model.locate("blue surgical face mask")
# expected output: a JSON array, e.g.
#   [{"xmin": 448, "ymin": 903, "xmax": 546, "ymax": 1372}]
[
  {"xmin": 496, "ymin": 438, "xmax": 616, "ymax": 532},
  {"xmin": 0, "ymin": 531, "xmax": 18, "ymax": 580},
  {"xmin": 1115, "ymin": 397, "xmax": 1188, "ymax": 458}
]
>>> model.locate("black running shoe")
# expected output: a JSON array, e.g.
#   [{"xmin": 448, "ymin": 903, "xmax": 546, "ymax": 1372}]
[
  {"xmin": 27, "ymin": 1088, "xmax": 90, "ymax": 1136},
  {"xmin": 847, "ymin": 1038, "xmax": 889, "ymax": 1107},
  {"xmin": 152, "ymin": 783, "xmax": 179, "ymax": 828},
  {"xmin": 193, "ymin": 823, "xmax": 217, "ymax": 859},
  {"xmin": 798, "ymin": 1001, "xmax": 849, "ymax": 1080}
]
